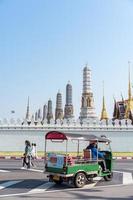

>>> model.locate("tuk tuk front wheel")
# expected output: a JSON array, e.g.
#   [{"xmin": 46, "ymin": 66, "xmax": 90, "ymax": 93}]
[
  {"xmin": 74, "ymin": 172, "xmax": 86, "ymax": 188},
  {"xmin": 104, "ymin": 172, "xmax": 113, "ymax": 181}
]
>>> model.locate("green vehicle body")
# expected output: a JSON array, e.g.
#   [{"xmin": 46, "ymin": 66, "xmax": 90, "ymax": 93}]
[
  {"xmin": 45, "ymin": 131, "xmax": 113, "ymax": 188},
  {"xmin": 46, "ymin": 162, "xmax": 99, "ymax": 174}
]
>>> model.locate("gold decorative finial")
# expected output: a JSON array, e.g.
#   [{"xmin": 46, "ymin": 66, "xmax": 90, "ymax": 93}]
[
  {"xmin": 121, "ymin": 93, "xmax": 124, "ymax": 101},
  {"xmin": 100, "ymin": 81, "xmax": 108, "ymax": 120},
  {"xmin": 128, "ymin": 61, "xmax": 131, "ymax": 100},
  {"xmin": 125, "ymin": 61, "xmax": 133, "ymax": 119}
]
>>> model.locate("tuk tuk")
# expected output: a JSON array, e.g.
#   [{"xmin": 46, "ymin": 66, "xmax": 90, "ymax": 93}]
[{"xmin": 44, "ymin": 131, "xmax": 113, "ymax": 188}]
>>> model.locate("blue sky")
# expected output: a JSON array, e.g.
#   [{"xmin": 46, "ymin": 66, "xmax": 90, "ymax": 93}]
[{"xmin": 0, "ymin": 0, "xmax": 133, "ymax": 119}]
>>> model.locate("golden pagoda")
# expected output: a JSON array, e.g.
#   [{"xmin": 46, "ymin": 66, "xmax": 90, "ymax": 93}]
[
  {"xmin": 125, "ymin": 62, "xmax": 133, "ymax": 119},
  {"xmin": 100, "ymin": 82, "xmax": 108, "ymax": 120}
]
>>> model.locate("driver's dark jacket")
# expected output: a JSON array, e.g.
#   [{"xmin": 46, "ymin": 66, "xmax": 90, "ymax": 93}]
[{"xmin": 86, "ymin": 144, "xmax": 104, "ymax": 160}]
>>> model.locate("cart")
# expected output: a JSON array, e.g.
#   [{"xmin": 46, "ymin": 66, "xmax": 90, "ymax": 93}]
[{"xmin": 44, "ymin": 131, "xmax": 113, "ymax": 188}]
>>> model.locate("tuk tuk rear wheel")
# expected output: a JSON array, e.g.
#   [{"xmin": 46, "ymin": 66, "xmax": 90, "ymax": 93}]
[
  {"xmin": 74, "ymin": 172, "xmax": 86, "ymax": 188},
  {"xmin": 104, "ymin": 172, "xmax": 113, "ymax": 181}
]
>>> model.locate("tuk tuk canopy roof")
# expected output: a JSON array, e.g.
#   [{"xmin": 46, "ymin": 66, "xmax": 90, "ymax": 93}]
[{"xmin": 45, "ymin": 131, "xmax": 111, "ymax": 143}]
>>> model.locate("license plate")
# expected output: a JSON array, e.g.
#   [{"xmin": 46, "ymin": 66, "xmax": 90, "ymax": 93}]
[{"xmin": 53, "ymin": 175, "xmax": 60, "ymax": 181}]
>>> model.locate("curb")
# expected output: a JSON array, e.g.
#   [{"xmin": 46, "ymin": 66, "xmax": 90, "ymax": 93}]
[
  {"xmin": 0, "ymin": 156, "xmax": 133, "ymax": 160},
  {"xmin": 113, "ymin": 156, "xmax": 133, "ymax": 160},
  {"xmin": 0, "ymin": 156, "xmax": 45, "ymax": 160}
]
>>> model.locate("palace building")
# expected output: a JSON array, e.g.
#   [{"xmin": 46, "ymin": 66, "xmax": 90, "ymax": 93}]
[{"xmin": 113, "ymin": 63, "xmax": 133, "ymax": 122}]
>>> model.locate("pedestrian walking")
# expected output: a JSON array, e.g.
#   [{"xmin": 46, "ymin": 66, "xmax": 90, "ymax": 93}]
[
  {"xmin": 31, "ymin": 143, "xmax": 36, "ymax": 159},
  {"xmin": 22, "ymin": 153, "xmax": 28, "ymax": 168},
  {"xmin": 31, "ymin": 143, "xmax": 38, "ymax": 167},
  {"xmin": 22, "ymin": 140, "xmax": 32, "ymax": 169},
  {"xmin": 34, "ymin": 143, "xmax": 38, "ymax": 159}
]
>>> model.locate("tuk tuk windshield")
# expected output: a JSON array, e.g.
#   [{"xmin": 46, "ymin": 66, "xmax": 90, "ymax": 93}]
[{"xmin": 98, "ymin": 142, "xmax": 111, "ymax": 152}]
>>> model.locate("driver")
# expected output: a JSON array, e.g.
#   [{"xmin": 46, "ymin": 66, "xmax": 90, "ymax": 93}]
[{"xmin": 86, "ymin": 141, "xmax": 107, "ymax": 172}]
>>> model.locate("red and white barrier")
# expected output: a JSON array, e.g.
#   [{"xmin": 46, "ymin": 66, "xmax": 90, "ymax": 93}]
[{"xmin": 0, "ymin": 156, "xmax": 133, "ymax": 160}]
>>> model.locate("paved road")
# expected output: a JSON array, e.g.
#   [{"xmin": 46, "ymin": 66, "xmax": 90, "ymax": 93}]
[{"xmin": 0, "ymin": 159, "xmax": 133, "ymax": 199}]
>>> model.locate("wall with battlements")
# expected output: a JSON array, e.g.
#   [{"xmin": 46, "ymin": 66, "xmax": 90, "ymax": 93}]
[{"xmin": 0, "ymin": 118, "xmax": 133, "ymax": 152}]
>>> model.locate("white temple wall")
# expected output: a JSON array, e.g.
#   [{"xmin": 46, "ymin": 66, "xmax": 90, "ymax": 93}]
[{"xmin": 0, "ymin": 128, "xmax": 133, "ymax": 152}]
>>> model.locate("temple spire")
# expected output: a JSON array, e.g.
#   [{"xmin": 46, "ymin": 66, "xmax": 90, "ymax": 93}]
[
  {"xmin": 47, "ymin": 99, "xmax": 53, "ymax": 123},
  {"xmin": 64, "ymin": 81, "xmax": 74, "ymax": 119},
  {"xmin": 113, "ymin": 96, "xmax": 117, "ymax": 119},
  {"xmin": 100, "ymin": 82, "xmax": 108, "ymax": 120},
  {"xmin": 125, "ymin": 61, "xmax": 133, "ymax": 119},
  {"xmin": 80, "ymin": 64, "xmax": 97, "ymax": 119},
  {"xmin": 121, "ymin": 93, "xmax": 124, "ymax": 102},
  {"xmin": 128, "ymin": 61, "xmax": 132, "ymax": 100},
  {"xmin": 55, "ymin": 90, "xmax": 63, "ymax": 121},
  {"xmin": 26, "ymin": 96, "xmax": 30, "ymax": 120}
]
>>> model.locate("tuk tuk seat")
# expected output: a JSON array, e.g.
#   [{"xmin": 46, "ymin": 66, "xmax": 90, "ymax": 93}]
[{"xmin": 83, "ymin": 149, "xmax": 92, "ymax": 160}]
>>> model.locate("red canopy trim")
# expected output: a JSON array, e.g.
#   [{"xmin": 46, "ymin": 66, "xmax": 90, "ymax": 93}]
[{"xmin": 45, "ymin": 131, "xmax": 67, "ymax": 140}]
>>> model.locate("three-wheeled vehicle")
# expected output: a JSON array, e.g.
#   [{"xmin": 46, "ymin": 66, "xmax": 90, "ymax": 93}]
[{"xmin": 44, "ymin": 131, "xmax": 113, "ymax": 188}]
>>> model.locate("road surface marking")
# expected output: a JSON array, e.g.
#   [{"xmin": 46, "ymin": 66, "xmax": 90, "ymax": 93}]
[
  {"xmin": 20, "ymin": 168, "xmax": 44, "ymax": 173},
  {"xmin": 0, "ymin": 181, "xmax": 100, "ymax": 198},
  {"xmin": 0, "ymin": 181, "xmax": 21, "ymax": 190},
  {"xmin": 27, "ymin": 168, "xmax": 44, "ymax": 173},
  {"xmin": 0, "ymin": 169, "xmax": 10, "ymax": 173},
  {"xmin": 123, "ymin": 172, "xmax": 133, "ymax": 184},
  {"xmin": 0, "ymin": 177, "xmax": 101, "ymax": 197},
  {"xmin": 28, "ymin": 182, "xmax": 55, "ymax": 194},
  {"xmin": 83, "ymin": 177, "xmax": 102, "ymax": 189},
  {"xmin": 0, "ymin": 182, "xmax": 55, "ymax": 198},
  {"xmin": 88, "ymin": 183, "xmax": 129, "ymax": 189},
  {"xmin": 113, "ymin": 170, "xmax": 125, "ymax": 173},
  {"xmin": 93, "ymin": 177, "xmax": 102, "ymax": 181},
  {"xmin": 1, "ymin": 171, "xmax": 132, "ymax": 198},
  {"xmin": 113, "ymin": 170, "xmax": 133, "ymax": 185}
]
